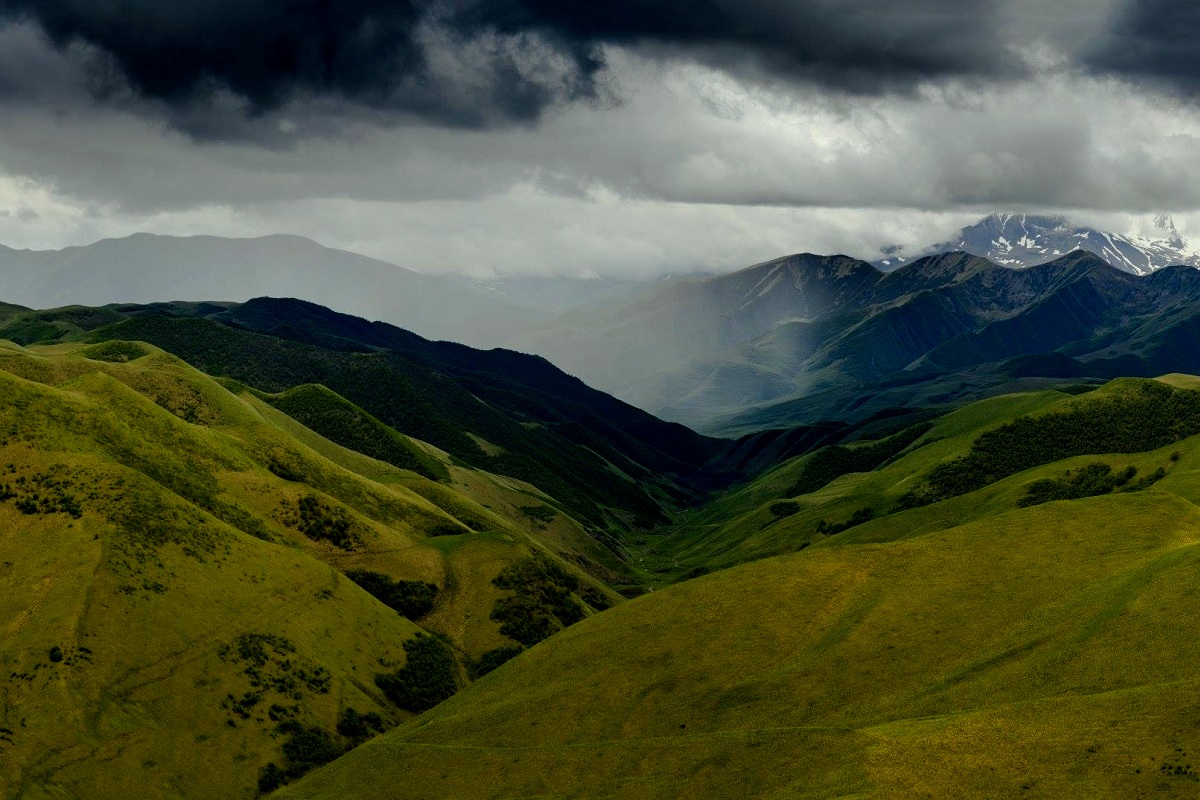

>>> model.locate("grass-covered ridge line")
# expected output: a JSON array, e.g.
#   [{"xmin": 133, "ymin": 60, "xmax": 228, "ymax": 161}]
[
  {"xmin": 87, "ymin": 313, "xmax": 691, "ymax": 532},
  {"xmin": 786, "ymin": 421, "xmax": 933, "ymax": 497},
  {"xmin": 264, "ymin": 383, "xmax": 448, "ymax": 482},
  {"xmin": 899, "ymin": 379, "xmax": 1200, "ymax": 508}
]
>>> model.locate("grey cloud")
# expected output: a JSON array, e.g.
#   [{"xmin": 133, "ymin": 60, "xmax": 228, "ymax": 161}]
[{"xmin": 4, "ymin": 51, "xmax": 1200, "ymax": 217}]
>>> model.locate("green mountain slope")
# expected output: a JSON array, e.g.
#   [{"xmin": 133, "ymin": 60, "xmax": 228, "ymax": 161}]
[
  {"xmin": 278, "ymin": 377, "xmax": 1200, "ymax": 799},
  {"xmin": 0, "ymin": 341, "xmax": 617, "ymax": 798},
  {"xmin": 80, "ymin": 302, "xmax": 720, "ymax": 536},
  {"xmin": 647, "ymin": 378, "xmax": 1200, "ymax": 577},
  {"xmin": 505, "ymin": 248, "xmax": 1200, "ymax": 436}
]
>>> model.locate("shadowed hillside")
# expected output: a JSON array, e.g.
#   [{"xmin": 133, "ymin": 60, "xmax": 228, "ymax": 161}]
[
  {"xmin": 506, "ymin": 250, "xmax": 1200, "ymax": 435},
  {"xmin": 0, "ymin": 297, "xmax": 727, "ymax": 544}
]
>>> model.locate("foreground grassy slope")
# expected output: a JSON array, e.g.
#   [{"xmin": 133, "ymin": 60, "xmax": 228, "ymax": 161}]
[
  {"xmin": 280, "ymin": 465, "xmax": 1200, "ymax": 798},
  {"xmin": 276, "ymin": 377, "xmax": 1200, "ymax": 798},
  {"xmin": 0, "ymin": 341, "xmax": 616, "ymax": 798}
]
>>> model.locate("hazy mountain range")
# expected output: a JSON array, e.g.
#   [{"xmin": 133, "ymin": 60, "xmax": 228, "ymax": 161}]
[
  {"xmin": 7, "ymin": 240, "xmax": 1200, "ymax": 797},
  {"xmin": 0, "ymin": 233, "xmax": 537, "ymax": 347},
  {"xmin": 6, "ymin": 214, "xmax": 1200, "ymax": 439},
  {"xmin": 512, "ymin": 249, "xmax": 1200, "ymax": 435}
]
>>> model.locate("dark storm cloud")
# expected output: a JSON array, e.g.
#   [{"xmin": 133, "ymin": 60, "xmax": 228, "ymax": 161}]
[
  {"xmin": 473, "ymin": 0, "xmax": 1023, "ymax": 91},
  {"xmin": 1083, "ymin": 0, "xmax": 1200, "ymax": 96},
  {"xmin": 0, "ymin": 0, "xmax": 587, "ymax": 131},
  {"xmin": 0, "ymin": 0, "xmax": 1022, "ymax": 136}
]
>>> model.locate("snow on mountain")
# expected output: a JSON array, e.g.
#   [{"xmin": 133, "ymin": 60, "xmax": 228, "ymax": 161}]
[{"xmin": 879, "ymin": 213, "xmax": 1200, "ymax": 275}]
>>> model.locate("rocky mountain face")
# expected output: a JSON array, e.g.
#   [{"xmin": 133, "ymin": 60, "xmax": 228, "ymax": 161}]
[
  {"xmin": 881, "ymin": 213, "xmax": 1200, "ymax": 275},
  {"xmin": 506, "ymin": 249, "xmax": 1200, "ymax": 435}
]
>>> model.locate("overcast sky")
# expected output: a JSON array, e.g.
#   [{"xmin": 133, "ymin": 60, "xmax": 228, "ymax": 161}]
[{"xmin": 1, "ymin": 0, "xmax": 1200, "ymax": 277}]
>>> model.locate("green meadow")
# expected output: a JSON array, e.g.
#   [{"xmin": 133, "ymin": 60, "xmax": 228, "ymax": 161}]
[{"xmin": 280, "ymin": 377, "xmax": 1200, "ymax": 799}]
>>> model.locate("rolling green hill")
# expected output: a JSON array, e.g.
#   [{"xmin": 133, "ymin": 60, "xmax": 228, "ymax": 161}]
[
  {"xmin": 277, "ymin": 376, "xmax": 1200, "ymax": 799},
  {"xmin": 0, "ymin": 340, "xmax": 620, "ymax": 798},
  {"xmin": 80, "ymin": 300, "xmax": 721, "ymax": 536}
]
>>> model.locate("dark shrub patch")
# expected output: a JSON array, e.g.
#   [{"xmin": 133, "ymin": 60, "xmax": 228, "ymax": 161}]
[
  {"xmin": 217, "ymin": 633, "xmax": 330, "ymax": 727},
  {"xmin": 281, "ymin": 726, "xmax": 342, "ymax": 767},
  {"xmin": 80, "ymin": 340, "xmax": 151, "ymax": 363},
  {"xmin": 1018, "ymin": 463, "xmax": 1136, "ymax": 508},
  {"xmin": 577, "ymin": 583, "xmax": 613, "ymax": 611},
  {"xmin": 344, "ymin": 570, "xmax": 438, "ymax": 620},
  {"xmin": 467, "ymin": 646, "xmax": 524, "ymax": 680},
  {"xmin": 336, "ymin": 708, "xmax": 386, "ymax": 742},
  {"xmin": 815, "ymin": 507, "xmax": 876, "ymax": 536},
  {"xmin": 266, "ymin": 459, "xmax": 303, "ymax": 482},
  {"xmin": 278, "ymin": 494, "xmax": 358, "ymax": 550},
  {"xmin": 787, "ymin": 423, "xmax": 933, "ymax": 497},
  {"xmin": 426, "ymin": 522, "xmax": 467, "ymax": 537},
  {"xmin": 1124, "ymin": 466, "xmax": 1167, "ymax": 492},
  {"xmin": 257, "ymin": 763, "xmax": 286, "ymax": 794},
  {"xmin": 257, "ymin": 725, "xmax": 346, "ymax": 794},
  {"xmin": 490, "ymin": 557, "xmax": 586, "ymax": 647},
  {"xmin": 374, "ymin": 634, "xmax": 460, "ymax": 713},
  {"xmin": 769, "ymin": 501, "xmax": 800, "ymax": 518},
  {"xmin": 519, "ymin": 504, "xmax": 557, "ymax": 529}
]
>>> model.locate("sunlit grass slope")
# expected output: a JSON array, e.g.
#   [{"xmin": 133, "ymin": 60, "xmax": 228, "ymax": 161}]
[
  {"xmin": 281, "ymin": 480, "xmax": 1200, "ymax": 799},
  {"xmin": 0, "ymin": 341, "xmax": 615, "ymax": 799},
  {"xmin": 280, "ymin": 377, "xmax": 1200, "ymax": 799}
]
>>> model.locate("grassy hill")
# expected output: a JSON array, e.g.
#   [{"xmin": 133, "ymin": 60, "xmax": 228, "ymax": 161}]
[
  {"xmin": 641, "ymin": 378, "xmax": 1200, "ymax": 578},
  {"xmin": 10, "ymin": 294, "xmax": 1200, "ymax": 799},
  {"xmin": 79, "ymin": 301, "xmax": 721, "ymax": 536},
  {"xmin": 0, "ymin": 340, "xmax": 619, "ymax": 798},
  {"xmin": 277, "ymin": 376, "xmax": 1200, "ymax": 798}
]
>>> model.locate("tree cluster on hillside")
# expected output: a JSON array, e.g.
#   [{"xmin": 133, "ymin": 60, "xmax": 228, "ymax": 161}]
[
  {"xmin": 787, "ymin": 422, "xmax": 933, "ymax": 497},
  {"xmin": 490, "ymin": 556, "xmax": 587, "ymax": 647},
  {"xmin": 899, "ymin": 382, "xmax": 1200, "ymax": 508},
  {"xmin": 374, "ymin": 634, "xmax": 460, "ymax": 713},
  {"xmin": 345, "ymin": 569, "xmax": 438, "ymax": 620}
]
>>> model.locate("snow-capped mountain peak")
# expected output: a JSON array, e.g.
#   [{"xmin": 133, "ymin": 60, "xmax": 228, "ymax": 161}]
[{"xmin": 880, "ymin": 213, "xmax": 1200, "ymax": 275}]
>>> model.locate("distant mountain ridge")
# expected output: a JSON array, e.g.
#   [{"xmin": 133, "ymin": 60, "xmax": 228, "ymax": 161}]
[
  {"xmin": 507, "ymin": 249, "xmax": 1200, "ymax": 435},
  {"xmin": 881, "ymin": 213, "xmax": 1200, "ymax": 275},
  {"xmin": 0, "ymin": 233, "xmax": 537, "ymax": 346}
]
